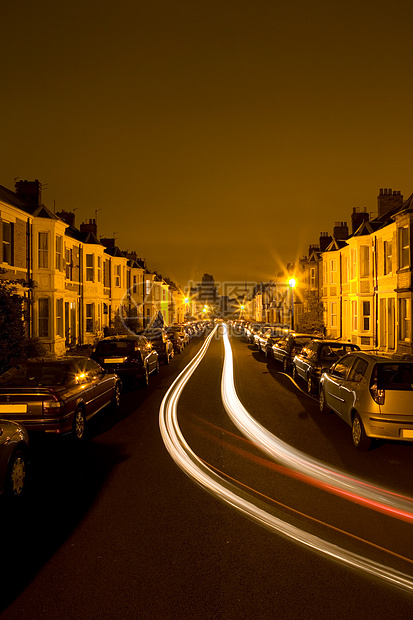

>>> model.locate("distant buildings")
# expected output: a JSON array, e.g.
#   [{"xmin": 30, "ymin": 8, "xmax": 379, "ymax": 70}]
[{"xmin": 0, "ymin": 179, "xmax": 186, "ymax": 355}]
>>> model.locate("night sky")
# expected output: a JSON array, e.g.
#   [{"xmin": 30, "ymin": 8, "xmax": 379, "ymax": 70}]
[{"xmin": 2, "ymin": 0, "xmax": 412, "ymax": 289}]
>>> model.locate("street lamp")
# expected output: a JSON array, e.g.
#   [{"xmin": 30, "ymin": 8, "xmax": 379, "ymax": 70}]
[{"xmin": 288, "ymin": 278, "xmax": 296, "ymax": 331}]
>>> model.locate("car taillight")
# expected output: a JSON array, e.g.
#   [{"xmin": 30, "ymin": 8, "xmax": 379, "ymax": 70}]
[
  {"xmin": 43, "ymin": 394, "xmax": 64, "ymax": 415},
  {"xmin": 370, "ymin": 385, "xmax": 385, "ymax": 405}
]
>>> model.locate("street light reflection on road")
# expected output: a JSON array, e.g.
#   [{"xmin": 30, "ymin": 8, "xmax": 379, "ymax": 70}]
[{"xmin": 159, "ymin": 323, "xmax": 413, "ymax": 592}]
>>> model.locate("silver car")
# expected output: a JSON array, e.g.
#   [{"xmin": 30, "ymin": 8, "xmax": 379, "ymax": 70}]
[
  {"xmin": 319, "ymin": 352, "xmax": 413, "ymax": 450},
  {"xmin": 0, "ymin": 420, "xmax": 29, "ymax": 498}
]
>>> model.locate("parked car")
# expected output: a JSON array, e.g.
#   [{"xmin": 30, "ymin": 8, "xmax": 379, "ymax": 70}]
[
  {"xmin": 292, "ymin": 340, "xmax": 360, "ymax": 394},
  {"xmin": 319, "ymin": 352, "xmax": 413, "ymax": 450},
  {"xmin": 0, "ymin": 358, "xmax": 121, "ymax": 441},
  {"xmin": 257, "ymin": 328, "xmax": 283, "ymax": 357},
  {"xmin": 92, "ymin": 335, "xmax": 159, "ymax": 386},
  {"xmin": 272, "ymin": 333, "xmax": 315, "ymax": 372},
  {"xmin": 245, "ymin": 323, "xmax": 267, "ymax": 344},
  {"xmin": 253, "ymin": 325, "xmax": 273, "ymax": 348},
  {"xmin": 145, "ymin": 329, "xmax": 175, "ymax": 364},
  {"xmin": 0, "ymin": 420, "xmax": 30, "ymax": 499},
  {"xmin": 166, "ymin": 327, "xmax": 187, "ymax": 353}
]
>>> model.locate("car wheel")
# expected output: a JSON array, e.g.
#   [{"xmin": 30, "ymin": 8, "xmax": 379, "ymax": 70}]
[
  {"xmin": 282, "ymin": 357, "xmax": 288, "ymax": 372},
  {"xmin": 292, "ymin": 364, "xmax": 297, "ymax": 380},
  {"xmin": 111, "ymin": 382, "xmax": 121, "ymax": 409},
  {"xmin": 352, "ymin": 413, "xmax": 372, "ymax": 451},
  {"xmin": 141, "ymin": 367, "xmax": 149, "ymax": 387},
  {"xmin": 319, "ymin": 389, "xmax": 330, "ymax": 414},
  {"xmin": 6, "ymin": 449, "xmax": 28, "ymax": 498},
  {"xmin": 73, "ymin": 407, "xmax": 87, "ymax": 441}
]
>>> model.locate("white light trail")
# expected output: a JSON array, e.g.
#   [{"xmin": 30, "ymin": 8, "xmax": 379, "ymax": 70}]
[
  {"xmin": 221, "ymin": 324, "xmax": 413, "ymax": 521},
  {"xmin": 159, "ymin": 324, "xmax": 413, "ymax": 592}
]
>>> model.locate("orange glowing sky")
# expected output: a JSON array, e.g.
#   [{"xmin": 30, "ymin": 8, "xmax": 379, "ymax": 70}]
[{"xmin": 2, "ymin": 0, "xmax": 412, "ymax": 288}]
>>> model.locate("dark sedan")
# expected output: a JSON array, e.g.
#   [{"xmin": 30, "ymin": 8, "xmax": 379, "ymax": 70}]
[
  {"xmin": 0, "ymin": 419, "xmax": 30, "ymax": 498},
  {"xmin": 0, "ymin": 358, "xmax": 121, "ymax": 441},
  {"xmin": 92, "ymin": 335, "xmax": 159, "ymax": 386},
  {"xmin": 166, "ymin": 327, "xmax": 187, "ymax": 354},
  {"xmin": 292, "ymin": 339, "xmax": 360, "ymax": 394},
  {"xmin": 272, "ymin": 333, "xmax": 315, "ymax": 372},
  {"xmin": 145, "ymin": 329, "xmax": 175, "ymax": 364}
]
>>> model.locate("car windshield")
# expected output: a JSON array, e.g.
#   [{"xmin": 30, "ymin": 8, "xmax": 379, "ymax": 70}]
[
  {"xmin": 0, "ymin": 362, "xmax": 70, "ymax": 386},
  {"xmin": 95, "ymin": 341, "xmax": 136, "ymax": 355},
  {"xmin": 377, "ymin": 363, "xmax": 413, "ymax": 391},
  {"xmin": 320, "ymin": 344, "xmax": 357, "ymax": 361},
  {"xmin": 294, "ymin": 337, "xmax": 312, "ymax": 346}
]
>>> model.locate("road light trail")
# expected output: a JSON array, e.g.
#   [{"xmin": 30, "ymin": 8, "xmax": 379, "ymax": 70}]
[
  {"xmin": 159, "ymin": 324, "xmax": 413, "ymax": 592},
  {"xmin": 221, "ymin": 324, "xmax": 413, "ymax": 522}
]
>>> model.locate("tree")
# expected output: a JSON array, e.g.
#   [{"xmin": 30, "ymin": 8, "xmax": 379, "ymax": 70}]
[
  {"xmin": 0, "ymin": 279, "xmax": 26, "ymax": 373},
  {"xmin": 295, "ymin": 291, "xmax": 325, "ymax": 335}
]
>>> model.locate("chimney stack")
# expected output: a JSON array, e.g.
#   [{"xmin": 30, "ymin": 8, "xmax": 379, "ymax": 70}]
[
  {"xmin": 56, "ymin": 210, "xmax": 76, "ymax": 227},
  {"xmin": 319, "ymin": 232, "xmax": 332, "ymax": 251},
  {"xmin": 351, "ymin": 207, "xmax": 369, "ymax": 234},
  {"xmin": 333, "ymin": 221, "xmax": 349, "ymax": 240},
  {"xmin": 377, "ymin": 188, "xmax": 403, "ymax": 218},
  {"xmin": 15, "ymin": 179, "xmax": 42, "ymax": 206},
  {"xmin": 80, "ymin": 219, "xmax": 98, "ymax": 236}
]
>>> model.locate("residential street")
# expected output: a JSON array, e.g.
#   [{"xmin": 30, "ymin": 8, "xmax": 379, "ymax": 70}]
[{"xmin": 1, "ymin": 329, "xmax": 413, "ymax": 620}]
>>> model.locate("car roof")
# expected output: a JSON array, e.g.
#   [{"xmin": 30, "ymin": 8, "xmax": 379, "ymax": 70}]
[
  {"xmin": 312, "ymin": 340, "xmax": 359, "ymax": 346},
  {"xmin": 338, "ymin": 350, "xmax": 413, "ymax": 363},
  {"xmin": 100, "ymin": 335, "xmax": 141, "ymax": 341}
]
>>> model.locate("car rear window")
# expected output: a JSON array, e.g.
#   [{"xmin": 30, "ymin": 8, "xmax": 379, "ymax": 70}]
[
  {"xmin": 377, "ymin": 363, "xmax": 413, "ymax": 391},
  {"xmin": 96, "ymin": 341, "xmax": 136, "ymax": 355},
  {"xmin": 0, "ymin": 363, "xmax": 70, "ymax": 386}
]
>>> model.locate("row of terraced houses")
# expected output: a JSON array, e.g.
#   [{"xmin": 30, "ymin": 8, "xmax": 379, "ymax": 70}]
[
  {"xmin": 0, "ymin": 179, "xmax": 189, "ymax": 356},
  {"xmin": 247, "ymin": 187, "xmax": 413, "ymax": 356}
]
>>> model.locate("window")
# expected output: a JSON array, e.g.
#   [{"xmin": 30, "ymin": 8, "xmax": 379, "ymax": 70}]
[
  {"xmin": 399, "ymin": 298, "xmax": 411, "ymax": 341},
  {"xmin": 115, "ymin": 265, "xmax": 121, "ymax": 287},
  {"xmin": 2, "ymin": 221, "xmax": 13, "ymax": 265},
  {"xmin": 97, "ymin": 256, "xmax": 102, "ymax": 283},
  {"xmin": 38, "ymin": 298, "xmax": 50, "ymax": 337},
  {"xmin": 55, "ymin": 235, "xmax": 62, "ymax": 270},
  {"xmin": 362, "ymin": 301, "xmax": 371, "ymax": 331},
  {"xmin": 310, "ymin": 267, "xmax": 316, "ymax": 288},
  {"xmin": 330, "ymin": 259, "xmax": 337, "ymax": 284},
  {"xmin": 65, "ymin": 247, "xmax": 72, "ymax": 280},
  {"xmin": 97, "ymin": 303, "xmax": 102, "ymax": 330},
  {"xmin": 38, "ymin": 232, "xmax": 49, "ymax": 269},
  {"xmin": 342, "ymin": 256, "xmax": 348, "ymax": 284},
  {"xmin": 348, "ymin": 358, "xmax": 368, "ymax": 383},
  {"xmin": 350, "ymin": 248, "xmax": 357, "ymax": 279},
  {"xmin": 383, "ymin": 240, "xmax": 392, "ymax": 275},
  {"xmin": 330, "ymin": 302, "xmax": 337, "ymax": 327},
  {"xmin": 352, "ymin": 300, "xmax": 358, "ymax": 331},
  {"xmin": 331, "ymin": 355, "xmax": 355, "ymax": 379},
  {"xmin": 86, "ymin": 303, "xmax": 94, "ymax": 333},
  {"xmin": 399, "ymin": 226, "xmax": 409, "ymax": 269},
  {"xmin": 86, "ymin": 254, "xmax": 94, "ymax": 282},
  {"xmin": 56, "ymin": 298, "xmax": 64, "ymax": 337},
  {"xmin": 360, "ymin": 246, "xmax": 370, "ymax": 277}
]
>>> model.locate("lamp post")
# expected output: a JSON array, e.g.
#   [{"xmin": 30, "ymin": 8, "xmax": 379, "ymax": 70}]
[{"xmin": 288, "ymin": 278, "xmax": 296, "ymax": 331}]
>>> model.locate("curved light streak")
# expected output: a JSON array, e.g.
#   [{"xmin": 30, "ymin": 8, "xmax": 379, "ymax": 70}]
[
  {"xmin": 221, "ymin": 324, "xmax": 413, "ymax": 522},
  {"xmin": 160, "ymin": 324, "xmax": 413, "ymax": 592}
]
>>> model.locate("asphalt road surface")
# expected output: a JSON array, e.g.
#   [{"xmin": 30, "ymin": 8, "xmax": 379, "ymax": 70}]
[{"xmin": 1, "ymin": 326, "xmax": 413, "ymax": 619}]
